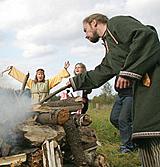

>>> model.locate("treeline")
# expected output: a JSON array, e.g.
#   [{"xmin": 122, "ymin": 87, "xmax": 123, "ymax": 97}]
[{"xmin": 90, "ymin": 82, "xmax": 117, "ymax": 109}]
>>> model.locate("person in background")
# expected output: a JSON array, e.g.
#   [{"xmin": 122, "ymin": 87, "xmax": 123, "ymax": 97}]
[
  {"xmin": 68, "ymin": 13, "xmax": 160, "ymax": 167},
  {"xmin": 72, "ymin": 63, "xmax": 91, "ymax": 114},
  {"xmin": 7, "ymin": 61, "xmax": 70, "ymax": 103},
  {"xmin": 62, "ymin": 63, "xmax": 91, "ymax": 114},
  {"xmin": 110, "ymin": 76, "xmax": 134, "ymax": 153}
]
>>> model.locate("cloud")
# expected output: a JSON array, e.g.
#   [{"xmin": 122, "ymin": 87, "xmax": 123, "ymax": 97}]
[
  {"xmin": 70, "ymin": 45, "xmax": 102, "ymax": 56},
  {"xmin": 125, "ymin": 0, "xmax": 160, "ymax": 34},
  {"xmin": 0, "ymin": 33, "xmax": 5, "ymax": 47},
  {"xmin": 0, "ymin": 0, "xmax": 30, "ymax": 30},
  {"xmin": 0, "ymin": 0, "xmax": 127, "ymax": 59},
  {"xmin": 19, "ymin": 43, "xmax": 57, "ymax": 58},
  {"xmin": 1, "ymin": 0, "xmax": 159, "ymax": 60},
  {"xmin": 0, "ymin": 0, "xmax": 159, "ymax": 97},
  {"xmin": 70, "ymin": 43, "xmax": 104, "ymax": 61}
]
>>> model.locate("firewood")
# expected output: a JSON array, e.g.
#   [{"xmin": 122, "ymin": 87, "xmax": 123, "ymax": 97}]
[
  {"xmin": 94, "ymin": 153, "xmax": 110, "ymax": 167},
  {"xmin": 73, "ymin": 114, "xmax": 92, "ymax": 126},
  {"xmin": 1, "ymin": 142, "xmax": 12, "ymax": 157},
  {"xmin": 42, "ymin": 140, "xmax": 63, "ymax": 167},
  {"xmin": 46, "ymin": 97, "xmax": 83, "ymax": 107},
  {"xmin": 0, "ymin": 153, "xmax": 26, "ymax": 166},
  {"xmin": 63, "ymin": 117, "xmax": 89, "ymax": 167},
  {"xmin": 27, "ymin": 148, "xmax": 43, "ymax": 167},
  {"xmin": 32, "ymin": 105, "xmax": 83, "ymax": 113},
  {"xmin": 17, "ymin": 122, "xmax": 65, "ymax": 146},
  {"xmin": 32, "ymin": 97, "xmax": 83, "ymax": 113},
  {"xmin": 36, "ymin": 108, "xmax": 69, "ymax": 125},
  {"xmin": 79, "ymin": 126, "xmax": 97, "ymax": 144}
]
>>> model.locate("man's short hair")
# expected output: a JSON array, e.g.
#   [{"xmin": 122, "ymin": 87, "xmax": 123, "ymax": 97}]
[{"xmin": 83, "ymin": 13, "xmax": 108, "ymax": 24}]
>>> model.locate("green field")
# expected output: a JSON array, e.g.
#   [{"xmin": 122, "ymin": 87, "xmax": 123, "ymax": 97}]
[{"xmin": 88, "ymin": 105, "xmax": 141, "ymax": 167}]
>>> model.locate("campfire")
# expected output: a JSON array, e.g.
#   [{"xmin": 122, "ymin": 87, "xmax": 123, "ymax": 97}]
[{"xmin": 0, "ymin": 87, "xmax": 108, "ymax": 167}]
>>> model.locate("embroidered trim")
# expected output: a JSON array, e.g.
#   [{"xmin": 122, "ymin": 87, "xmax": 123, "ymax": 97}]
[
  {"xmin": 132, "ymin": 132, "xmax": 160, "ymax": 139},
  {"xmin": 106, "ymin": 28, "xmax": 119, "ymax": 44},
  {"xmin": 119, "ymin": 71, "xmax": 142, "ymax": 80}
]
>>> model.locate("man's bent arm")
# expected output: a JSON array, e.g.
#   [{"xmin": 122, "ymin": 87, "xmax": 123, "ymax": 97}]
[{"xmin": 69, "ymin": 57, "xmax": 116, "ymax": 91}]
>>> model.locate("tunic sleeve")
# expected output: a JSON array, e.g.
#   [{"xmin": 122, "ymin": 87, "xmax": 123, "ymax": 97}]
[
  {"xmin": 70, "ymin": 56, "xmax": 115, "ymax": 91},
  {"xmin": 48, "ymin": 68, "xmax": 70, "ymax": 89},
  {"xmin": 8, "ymin": 66, "xmax": 33, "ymax": 88}
]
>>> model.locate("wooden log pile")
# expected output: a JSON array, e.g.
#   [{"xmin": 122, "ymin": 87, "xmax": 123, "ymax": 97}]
[{"xmin": 0, "ymin": 97, "xmax": 109, "ymax": 167}]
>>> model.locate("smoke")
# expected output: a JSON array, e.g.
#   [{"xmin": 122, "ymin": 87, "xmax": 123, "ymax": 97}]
[
  {"xmin": 0, "ymin": 77, "xmax": 32, "ymax": 153},
  {"xmin": 0, "ymin": 88, "xmax": 31, "ymax": 127}
]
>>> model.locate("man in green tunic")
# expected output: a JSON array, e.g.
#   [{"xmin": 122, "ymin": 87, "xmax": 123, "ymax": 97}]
[{"xmin": 68, "ymin": 13, "xmax": 160, "ymax": 167}]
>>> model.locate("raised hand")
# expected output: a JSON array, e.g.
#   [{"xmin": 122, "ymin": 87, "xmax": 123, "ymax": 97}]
[{"xmin": 64, "ymin": 61, "xmax": 70, "ymax": 69}]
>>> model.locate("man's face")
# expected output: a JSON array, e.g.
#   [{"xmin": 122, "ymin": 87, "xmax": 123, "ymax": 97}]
[
  {"xmin": 36, "ymin": 71, "xmax": 45, "ymax": 82},
  {"xmin": 83, "ymin": 22, "xmax": 100, "ymax": 43}
]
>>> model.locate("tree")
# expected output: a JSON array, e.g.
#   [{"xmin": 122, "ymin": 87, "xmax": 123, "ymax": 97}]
[
  {"xmin": 101, "ymin": 82, "xmax": 113, "ymax": 97},
  {"xmin": 91, "ymin": 82, "xmax": 116, "ymax": 108}
]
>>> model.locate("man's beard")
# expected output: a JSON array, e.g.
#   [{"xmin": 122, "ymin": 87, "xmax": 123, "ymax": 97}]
[{"xmin": 90, "ymin": 31, "xmax": 100, "ymax": 43}]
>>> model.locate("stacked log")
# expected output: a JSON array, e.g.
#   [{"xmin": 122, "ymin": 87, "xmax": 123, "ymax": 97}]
[
  {"xmin": 0, "ymin": 97, "xmax": 108, "ymax": 167},
  {"xmin": 42, "ymin": 140, "xmax": 63, "ymax": 167},
  {"xmin": 63, "ymin": 116, "xmax": 89, "ymax": 167}
]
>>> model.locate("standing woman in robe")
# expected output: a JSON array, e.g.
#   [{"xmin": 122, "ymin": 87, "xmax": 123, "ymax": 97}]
[{"xmin": 7, "ymin": 61, "xmax": 70, "ymax": 103}]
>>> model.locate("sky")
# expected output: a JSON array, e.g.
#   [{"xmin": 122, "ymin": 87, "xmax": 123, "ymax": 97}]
[{"xmin": 0, "ymin": 0, "xmax": 160, "ymax": 98}]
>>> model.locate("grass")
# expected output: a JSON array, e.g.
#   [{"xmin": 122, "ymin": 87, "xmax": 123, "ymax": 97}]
[{"xmin": 88, "ymin": 105, "xmax": 141, "ymax": 167}]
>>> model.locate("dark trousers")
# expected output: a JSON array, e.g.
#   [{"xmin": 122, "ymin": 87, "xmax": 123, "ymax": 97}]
[{"xmin": 110, "ymin": 95, "xmax": 133, "ymax": 148}]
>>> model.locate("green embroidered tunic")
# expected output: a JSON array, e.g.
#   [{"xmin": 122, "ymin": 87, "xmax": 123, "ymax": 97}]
[{"xmin": 70, "ymin": 16, "xmax": 160, "ymax": 139}]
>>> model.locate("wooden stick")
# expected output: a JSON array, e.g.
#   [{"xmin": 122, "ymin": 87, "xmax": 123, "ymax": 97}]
[
  {"xmin": 0, "ymin": 153, "xmax": 26, "ymax": 165},
  {"xmin": 42, "ymin": 140, "xmax": 62, "ymax": 167},
  {"xmin": 38, "ymin": 85, "xmax": 69, "ymax": 104},
  {"xmin": 19, "ymin": 72, "xmax": 30, "ymax": 96}
]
